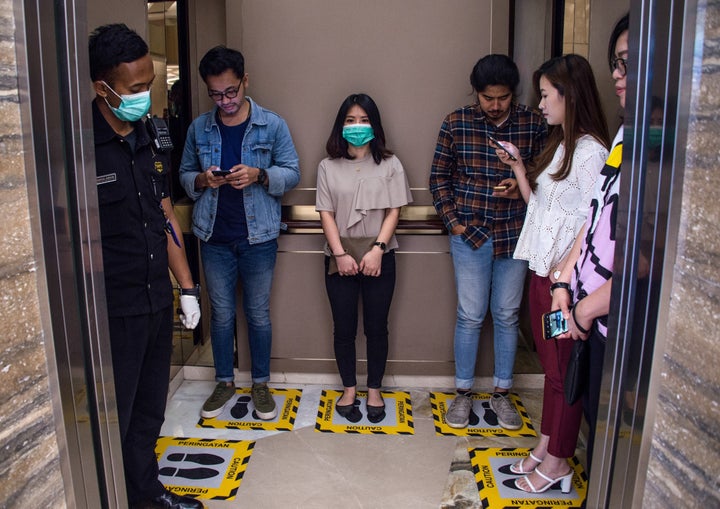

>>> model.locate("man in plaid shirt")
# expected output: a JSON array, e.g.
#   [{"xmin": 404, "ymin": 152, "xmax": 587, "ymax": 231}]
[{"xmin": 429, "ymin": 54, "xmax": 547, "ymax": 430}]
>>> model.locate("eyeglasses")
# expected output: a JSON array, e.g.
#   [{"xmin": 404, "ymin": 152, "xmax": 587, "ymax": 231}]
[
  {"xmin": 611, "ymin": 57, "xmax": 627, "ymax": 77},
  {"xmin": 208, "ymin": 83, "xmax": 242, "ymax": 101}
]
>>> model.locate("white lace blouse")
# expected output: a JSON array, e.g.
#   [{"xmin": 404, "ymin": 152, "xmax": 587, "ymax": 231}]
[{"xmin": 513, "ymin": 135, "xmax": 609, "ymax": 277}]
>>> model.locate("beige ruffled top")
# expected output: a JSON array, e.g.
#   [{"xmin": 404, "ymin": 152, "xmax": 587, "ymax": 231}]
[{"xmin": 315, "ymin": 154, "xmax": 413, "ymax": 254}]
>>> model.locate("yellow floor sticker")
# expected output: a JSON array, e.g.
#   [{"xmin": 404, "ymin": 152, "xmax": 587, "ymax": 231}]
[
  {"xmin": 469, "ymin": 447, "xmax": 587, "ymax": 508},
  {"xmin": 315, "ymin": 389, "xmax": 414, "ymax": 434},
  {"xmin": 430, "ymin": 392, "xmax": 536, "ymax": 437},
  {"xmin": 155, "ymin": 436, "xmax": 255, "ymax": 501},
  {"xmin": 197, "ymin": 387, "xmax": 301, "ymax": 431}
]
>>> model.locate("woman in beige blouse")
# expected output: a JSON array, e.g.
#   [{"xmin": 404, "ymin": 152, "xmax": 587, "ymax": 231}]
[{"xmin": 315, "ymin": 93, "xmax": 412, "ymax": 423}]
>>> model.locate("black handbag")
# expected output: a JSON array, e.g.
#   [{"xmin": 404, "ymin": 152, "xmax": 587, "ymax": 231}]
[{"xmin": 564, "ymin": 339, "xmax": 589, "ymax": 405}]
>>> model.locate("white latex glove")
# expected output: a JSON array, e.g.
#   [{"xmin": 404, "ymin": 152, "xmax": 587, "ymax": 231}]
[{"xmin": 179, "ymin": 294, "xmax": 201, "ymax": 329}]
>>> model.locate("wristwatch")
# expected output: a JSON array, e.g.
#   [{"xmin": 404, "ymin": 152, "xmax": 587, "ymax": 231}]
[
  {"xmin": 373, "ymin": 241, "xmax": 387, "ymax": 251},
  {"xmin": 550, "ymin": 282, "xmax": 573, "ymax": 297},
  {"xmin": 179, "ymin": 284, "xmax": 201, "ymax": 297},
  {"xmin": 256, "ymin": 168, "xmax": 267, "ymax": 185}
]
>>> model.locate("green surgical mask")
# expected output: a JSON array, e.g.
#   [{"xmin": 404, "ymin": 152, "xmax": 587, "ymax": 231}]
[
  {"xmin": 647, "ymin": 126, "xmax": 663, "ymax": 149},
  {"xmin": 103, "ymin": 81, "xmax": 152, "ymax": 122},
  {"xmin": 342, "ymin": 124, "xmax": 375, "ymax": 147}
]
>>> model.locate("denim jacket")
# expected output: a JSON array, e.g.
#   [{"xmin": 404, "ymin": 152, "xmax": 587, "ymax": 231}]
[{"xmin": 179, "ymin": 97, "xmax": 300, "ymax": 244}]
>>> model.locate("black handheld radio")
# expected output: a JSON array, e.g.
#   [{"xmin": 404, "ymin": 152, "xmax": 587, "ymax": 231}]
[{"xmin": 146, "ymin": 115, "xmax": 174, "ymax": 152}]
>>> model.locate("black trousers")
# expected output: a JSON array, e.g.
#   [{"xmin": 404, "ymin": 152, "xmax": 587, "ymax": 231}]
[
  {"xmin": 324, "ymin": 251, "xmax": 396, "ymax": 389},
  {"xmin": 109, "ymin": 306, "xmax": 173, "ymax": 504},
  {"xmin": 583, "ymin": 326, "xmax": 606, "ymax": 474}
]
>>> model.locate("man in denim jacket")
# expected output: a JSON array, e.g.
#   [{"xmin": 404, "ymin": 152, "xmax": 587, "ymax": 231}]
[{"xmin": 179, "ymin": 46, "xmax": 300, "ymax": 420}]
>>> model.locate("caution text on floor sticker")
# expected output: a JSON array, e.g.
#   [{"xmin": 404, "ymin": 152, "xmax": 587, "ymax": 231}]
[
  {"xmin": 315, "ymin": 389, "xmax": 414, "ymax": 435},
  {"xmin": 155, "ymin": 436, "xmax": 255, "ymax": 501},
  {"xmin": 430, "ymin": 391, "xmax": 537, "ymax": 437},
  {"xmin": 469, "ymin": 447, "xmax": 587, "ymax": 508},
  {"xmin": 197, "ymin": 387, "xmax": 301, "ymax": 431}
]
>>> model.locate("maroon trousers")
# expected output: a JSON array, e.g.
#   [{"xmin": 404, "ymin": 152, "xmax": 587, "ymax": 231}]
[{"xmin": 530, "ymin": 273, "xmax": 584, "ymax": 458}]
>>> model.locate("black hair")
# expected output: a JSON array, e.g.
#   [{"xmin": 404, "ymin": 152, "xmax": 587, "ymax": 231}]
[
  {"xmin": 608, "ymin": 13, "xmax": 630, "ymax": 69},
  {"xmin": 325, "ymin": 93, "xmax": 393, "ymax": 164},
  {"xmin": 470, "ymin": 54, "xmax": 520, "ymax": 94},
  {"xmin": 199, "ymin": 46, "xmax": 245, "ymax": 82},
  {"xmin": 88, "ymin": 24, "xmax": 149, "ymax": 82}
]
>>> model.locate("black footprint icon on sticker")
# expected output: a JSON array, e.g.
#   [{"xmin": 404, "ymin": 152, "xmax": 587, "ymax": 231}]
[
  {"xmin": 166, "ymin": 453, "xmax": 224, "ymax": 465},
  {"xmin": 159, "ymin": 467, "xmax": 219, "ymax": 480},
  {"xmin": 463, "ymin": 400, "xmax": 480, "ymax": 426},
  {"xmin": 231, "ymin": 395, "xmax": 252, "ymax": 419},
  {"xmin": 482, "ymin": 401, "xmax": 498, "ymax": 426}
]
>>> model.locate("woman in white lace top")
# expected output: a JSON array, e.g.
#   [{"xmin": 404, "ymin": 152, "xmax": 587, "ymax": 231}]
[{"xmin": 493, "ymin": 54, "xmax": 609, "ymax": 493}]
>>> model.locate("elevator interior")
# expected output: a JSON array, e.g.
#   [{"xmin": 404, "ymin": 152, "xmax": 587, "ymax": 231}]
[
  {"xmin": 22, "ymin": 0, "xmax": 691, "ymax": 506},
  {"xmin": 144, "ymin": 0, "xmax": 621, "ymax": 379}
]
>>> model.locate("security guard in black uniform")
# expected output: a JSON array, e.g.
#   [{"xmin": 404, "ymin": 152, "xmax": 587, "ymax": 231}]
[{"xmin": 89, "ymin": 24, "xmax": 203, "ymax": 509}]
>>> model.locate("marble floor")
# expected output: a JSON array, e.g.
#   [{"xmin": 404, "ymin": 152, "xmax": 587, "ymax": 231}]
[{"xmin": 161, "ymin": 376, "xmax": 586, "ymax": 509}]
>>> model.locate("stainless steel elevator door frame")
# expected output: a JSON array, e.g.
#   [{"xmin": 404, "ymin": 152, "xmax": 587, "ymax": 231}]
[
  {"xmin": 18, "ymin": 0, "xmax": 126, "ymax": 506},
  {"xmin": 586, "ymin": 1, "xmax": 696, "ymax": 507}
]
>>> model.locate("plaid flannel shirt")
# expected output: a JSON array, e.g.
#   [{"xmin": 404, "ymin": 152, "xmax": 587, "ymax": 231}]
[{"xmin": 429, "ymin": 102, "xmax": 547, "ymax": 256}]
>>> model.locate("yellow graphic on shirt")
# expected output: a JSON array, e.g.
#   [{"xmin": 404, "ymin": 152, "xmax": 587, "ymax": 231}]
[{"xmin": 606, "ymin": 141, "xmax": 623, "ymax": 169}]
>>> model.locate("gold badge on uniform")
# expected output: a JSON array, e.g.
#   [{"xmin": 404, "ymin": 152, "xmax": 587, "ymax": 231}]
[{"xmin": 154, "ymin": 161, "xmax": 165, "ymax": 174}]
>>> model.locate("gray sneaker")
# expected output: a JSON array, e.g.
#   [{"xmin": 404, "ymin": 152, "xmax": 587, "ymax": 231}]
[
  {"xmin": 489, "ymin": 392, "xmax": 522, "ymax": 430},
  {"xmin": 445, "ymin": 394, "xmax": 473, "ymax": 428},
  {"xmin": 251, "ymin": 383, "xmax": 277, "ymax": 420},
  {"xmin": 201, "ymin": 382, "xmax": 236, "ymax": 418}
]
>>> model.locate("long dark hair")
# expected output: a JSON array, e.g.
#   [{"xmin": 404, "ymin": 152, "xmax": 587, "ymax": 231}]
[
  {"xmin": 325, "ymin": 93, "xmax": 393, "ymax": 164},
  {"xmin": 526, "ymin": 54, "xmax": 610, "ymax": 188}
]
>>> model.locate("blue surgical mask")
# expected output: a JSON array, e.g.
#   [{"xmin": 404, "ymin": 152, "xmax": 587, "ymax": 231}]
[
  {"xmin": 342, "ymin": 124, "xmax": 375, "ymax": 147},
  {"xmin": 103, "ymin": 81, "xmax": 152, "ymax": 122}
]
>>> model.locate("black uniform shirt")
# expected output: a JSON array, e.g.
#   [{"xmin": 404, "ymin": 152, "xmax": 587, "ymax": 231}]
[{"xmin": 92, "ymin": 101, "xmax": 173, "ymax": 317}]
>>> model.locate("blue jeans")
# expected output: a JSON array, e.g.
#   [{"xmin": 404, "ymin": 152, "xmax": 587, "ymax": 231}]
[
  {"xmin": 450, "ymin": 235, "xmax": 527, "ymax": 391},
  {"xmin": 200, "ymin": 238, "xmax": 277, "ymax": 383}
]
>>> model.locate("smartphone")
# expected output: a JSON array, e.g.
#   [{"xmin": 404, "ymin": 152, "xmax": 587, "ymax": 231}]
[
  {"xmin": 211, "ymin": 169, "xmax": 233, "ymax": 177},
  {"xmin": 493, "ymin": 184, "xmax": 510, "ymax": 192},
  {"xmin": 542, "ymin": 309, "xmax": 569, "ymax": 340},
  {"xmin": 487, "ymin": 134, "xmax": 517, "ymax": 161}
]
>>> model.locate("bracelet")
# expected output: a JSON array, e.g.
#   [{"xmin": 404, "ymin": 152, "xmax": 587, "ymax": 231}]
[
  {"xmin": 572, "ymin": 305, "xmax": 591, "ymax": 335},
  {"xmin": 179, "ymin": 284, "xmax": 200, "ymax": 297},
  {"xmin": 550, "ymin": 282, "xmax": 573, "ymax": 297},
  {"xmin": 332, "ymin": 251, "xmax": 349, "ymax": 258}
]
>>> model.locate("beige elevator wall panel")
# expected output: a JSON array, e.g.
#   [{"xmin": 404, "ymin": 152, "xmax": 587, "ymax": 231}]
[
  {"xmin": 227, "ymin": 1, "xmax": 506, "ymax": 206},
  {"xmin": 234, "ymin": 234, "xmax": 496, "ymax": 377}
]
